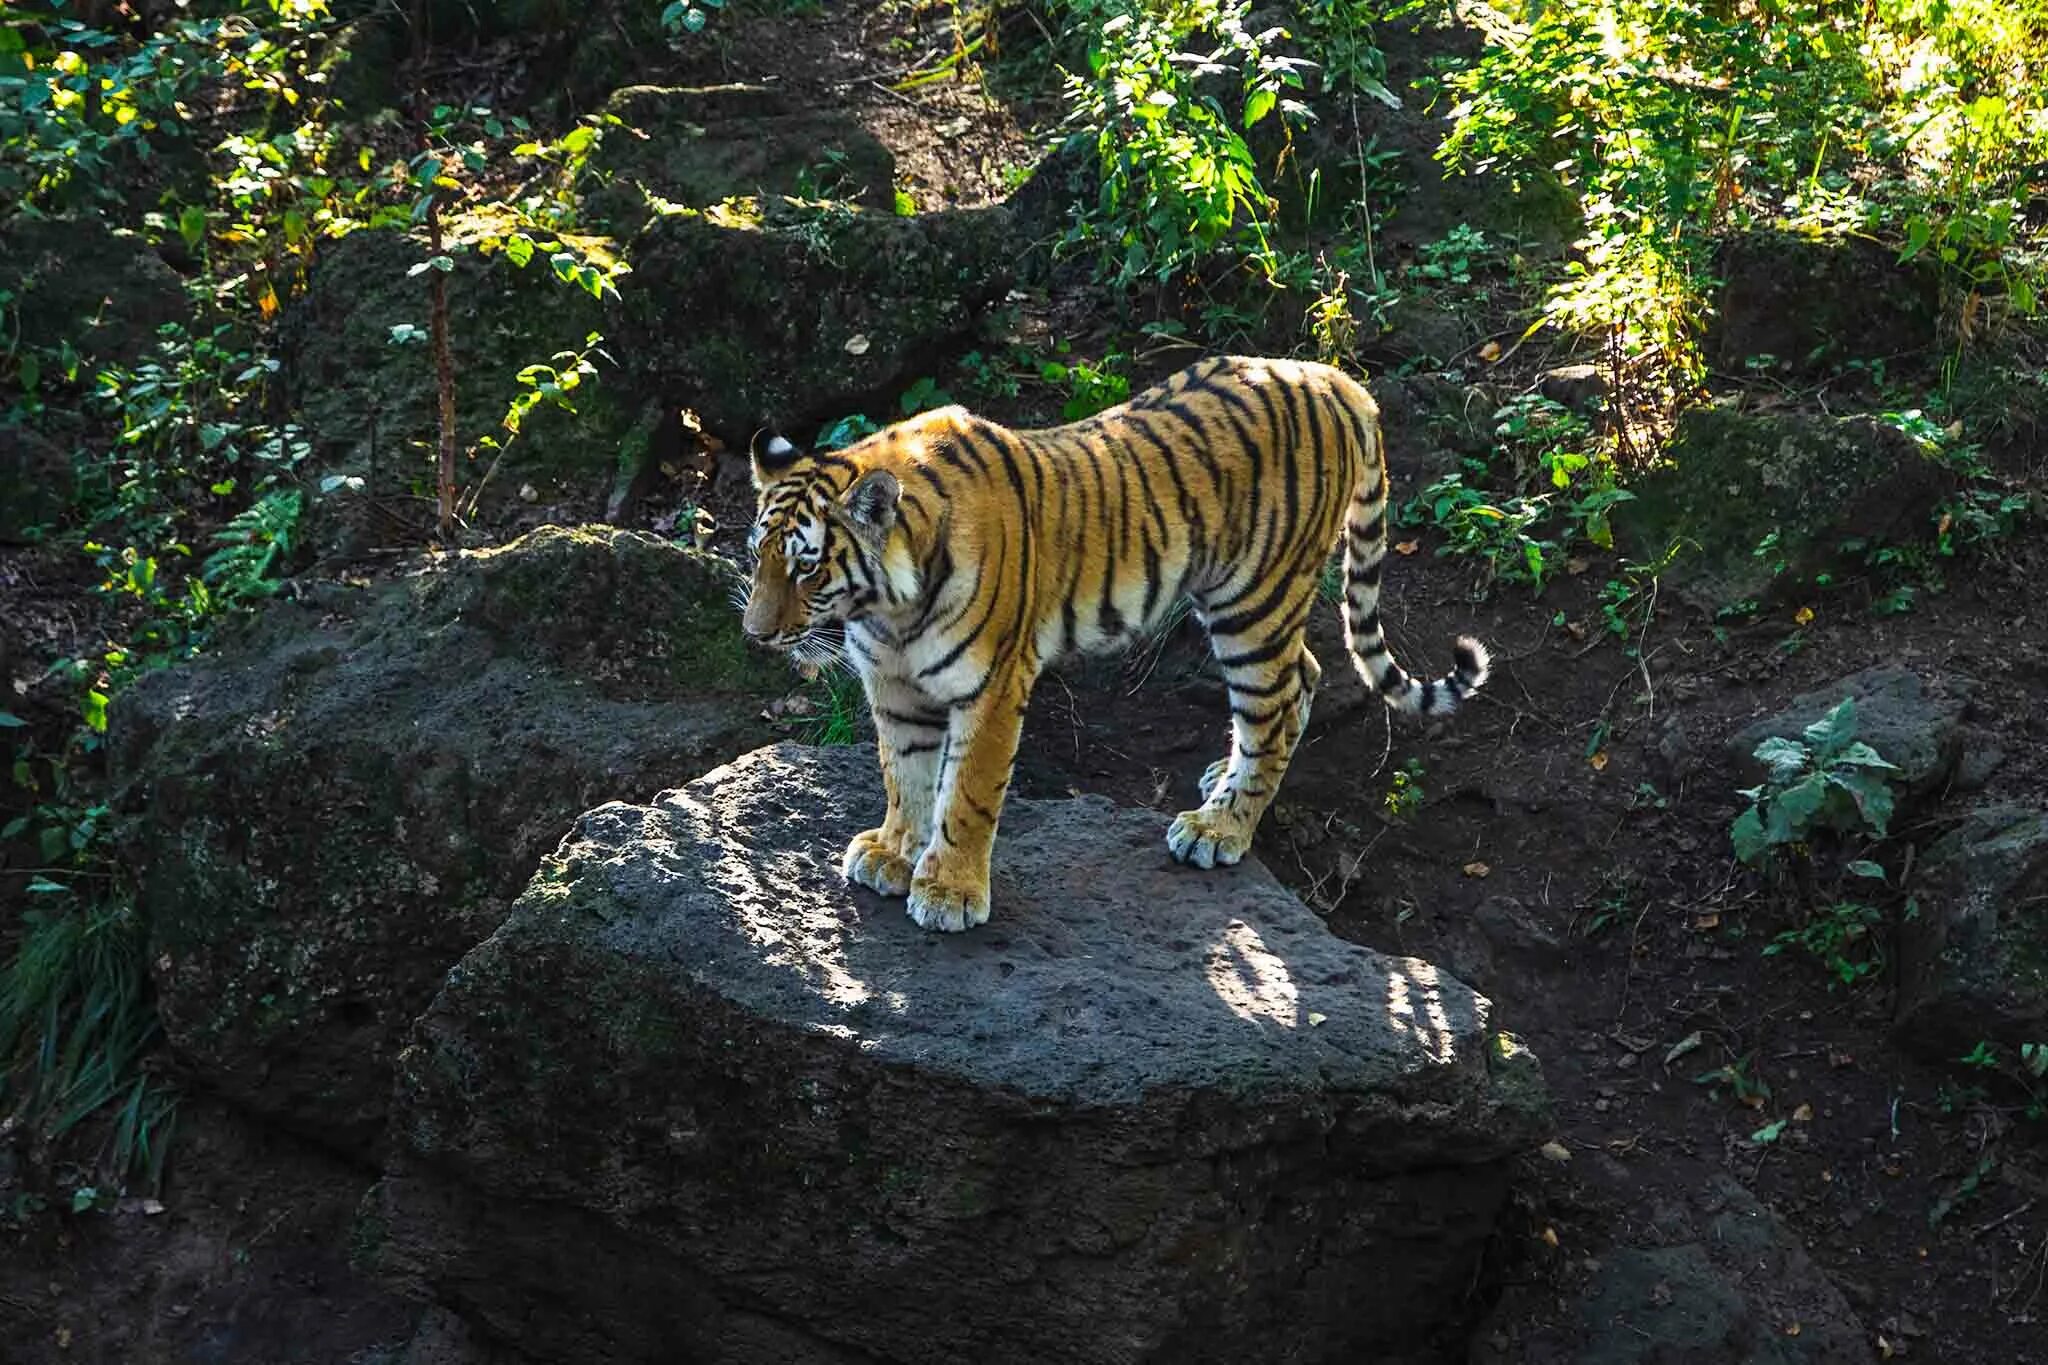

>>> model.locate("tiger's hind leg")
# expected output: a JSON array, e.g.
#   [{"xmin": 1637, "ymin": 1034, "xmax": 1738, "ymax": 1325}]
[{"xmin": 1173, "ymin": 637, "xmax": 1320, "ymax": 868}]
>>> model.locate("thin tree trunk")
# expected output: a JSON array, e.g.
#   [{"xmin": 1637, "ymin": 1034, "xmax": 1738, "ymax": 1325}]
[{"xmin": 428, "ymin": 193, "xmax": 457, "ymax": 542}]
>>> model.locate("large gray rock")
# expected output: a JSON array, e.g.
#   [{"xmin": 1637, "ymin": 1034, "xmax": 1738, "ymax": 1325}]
[
  {"xmin": 1709, "ymin": 230, "xmax": 1938, "ymax": 376},
  {"xmin": 1895, "ymin": 804, "xmax": 2048, "ymax": 1061},
  {"xmin": 365, "ymin": 743, "xmax": 1548, "ymax": 1364},
  {"xmin": 1476, "ymin": 1174, "xmax": 1867, "ymax": 1364},
  {"xmin": 1725, "ymin": 666, "xmax": 1968, "ymax": 796},
  {"xmin": 1571, "ymin": 1176, "xmax": 1866, "ymax": 1364},
  {"xmin": 618, "ymin": 199, "xmax": 1015, "ymax": 441},
  {"xmin": 0, "ymin": 217, "xmax": 187, "ymax": 368},
  {"xmin": 112, "ymin": 526, "xmax": 789, "ymax": 1153},
  {"xmin": 1617, "ymin": 406, "xmax": 1950, "ymax": 613}
]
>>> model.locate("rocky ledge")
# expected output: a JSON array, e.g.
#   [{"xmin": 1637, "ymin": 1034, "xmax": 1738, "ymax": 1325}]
[{"xmin": 364, "ymin": 743, "xmax": 1548, "ymax": 1364}]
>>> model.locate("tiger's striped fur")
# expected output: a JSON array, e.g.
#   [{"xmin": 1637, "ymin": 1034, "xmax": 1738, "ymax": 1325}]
[{"xmin": 742, "ymin": 355, "xmax": 1488, "ymax": 932}]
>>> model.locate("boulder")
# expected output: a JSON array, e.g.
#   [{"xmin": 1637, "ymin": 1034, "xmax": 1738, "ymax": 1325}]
[
  {"xmin": 0, "ymin": 217, "xmax": 187, "ymax": 369},
  {"xmin": 618, "ymin": 199, "xmax": 1016, "ymax": 441},
  {"xmin": 1725, "ymin": 666, "xmax": 1969, "ymax": 796},
  {"xmin": 581, "ymin": 85, "xmax": 896, "ymax": 235},
  {"xmin": 111, "ymin": 526, "xmax": 790, "ymax": 1153},
  {"xmin": 1477, "ymin": 1174, "xmax": 1867, "ymax": 1364},
  {"xmin": 1617, "ymin": 405, "xmax": 1951, "ymax": 612},
  {"xmin": 364, "ymin": 743, "xmax": 1549, "ymax": 1364},
  {"xmin": 1894, "ymin": 804, "xmax": 2048, "ymax": 1062},
  {"xmin": 1571, "ymin": 1176, "xmax": 1866, "ymax": 1364},
  {"xmin": 0, "ymin": 422, "xmax": 69, "ymax": 545},
  {"xmin": 1709, "ymin": 230, "xmax": 1938, "ymax": 375}
]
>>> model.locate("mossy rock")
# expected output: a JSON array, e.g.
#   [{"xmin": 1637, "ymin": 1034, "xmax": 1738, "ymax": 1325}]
[
  {"xmin": 111, "ymin": 525, "xmax": 789, "ymax": 1153},
  {"xmin": 1708, "ymin": 230, "xmax": 1940, "ymax": 375},
  {"xmin": 580, "ymin": 85, "xmax": 896, "ymax": 236},
  {"xmin": 1895, "ymin": 805, "xmax": 2048, "ymax": 1064},
  {"xmin": 0, "ymin": 423, "xmax": 69, "ymax": 545},
  {"xmin": 280, "ymin": 226, "xmax": 634, "ymax": 510},
  {"xmin": 0, "ymin": 216, "xmax": 188, "ymax": 370},
  {"xmin": 619, "ymin": 199, "xmax": 1017, "ymax": 439},
  {"xmin": 320, "ymin": 0, "xmax": 671, "ymax": 113},
  {"xmin": 1614, "ymin": 404, "xmax": 1952, "ymax": 613}
]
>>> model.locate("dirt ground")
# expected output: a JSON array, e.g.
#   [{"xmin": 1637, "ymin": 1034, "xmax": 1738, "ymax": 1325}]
[{"xmin": 4, "ymin": 2, "xmax": 2046, "ymax": 1361}]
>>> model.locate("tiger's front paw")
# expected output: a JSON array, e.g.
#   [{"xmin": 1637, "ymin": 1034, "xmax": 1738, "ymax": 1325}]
[
  {"xmin": 905, "ymin": 868, "xmax": 991, "ymax": 933},
  {"xmin": 842, "ymin": 827, "xmax": 913, "ymax": 897},
  {"xmin": 1166, "ymin": 808, "xmax": 1252, "ymax": 870}
]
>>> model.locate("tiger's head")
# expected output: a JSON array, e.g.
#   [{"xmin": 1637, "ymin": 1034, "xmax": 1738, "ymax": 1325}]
[{"xmin": 741, "ymin": 430, "xmax": 916, "ymax": 649}]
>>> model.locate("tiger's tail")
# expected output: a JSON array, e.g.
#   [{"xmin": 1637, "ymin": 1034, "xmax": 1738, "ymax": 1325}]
[{"xmin": 1337, "ymin": 430, "xmax": 1490, "ymax": 718}]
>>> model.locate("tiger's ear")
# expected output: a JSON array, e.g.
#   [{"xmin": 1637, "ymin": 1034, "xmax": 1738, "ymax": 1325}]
[
  {"xmin": 750, "ymin": 428, "xmax": 803, "ymax": 489},
  {"xmin": 842, "ymin": 469, "xmax": 901, "ymax": 538}
]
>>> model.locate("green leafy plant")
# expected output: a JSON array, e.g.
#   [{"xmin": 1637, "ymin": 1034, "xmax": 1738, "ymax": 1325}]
[
  {"xmin": 661, "ymin": 0, "xmax": 729, "ymax": 41},
  {"xmin": 899, "ymin": 376, "xmax": 956, "ymax": 415},
  {"xmin": 815, "ymin": 413, "xmax": 882, "ymax": 452},
  {"xmin": 0, "ymin": 901, "xmax": 176, "ymax": 1204},
  {"xmin": 797, "ymin": 668, "xmax": 868, "ymax": 746},
  {"xmin": 1730, "ymin": 697, "xmax": 1901, "ymax": 869},
  {"xmin": 1763, "ymin": 899, "xmax": 1886, "ymax": 988},
  {"xmin": 1052, "ymin": 0, "xmax": 1312, "ymax": 285},
  {"xmin": 1042, "ymin": 353, "xmax": 1130, "ymax": 420},
  {"xmin": 1383, "ymin": 757, "xmax": 1425, "ymax": 821}
]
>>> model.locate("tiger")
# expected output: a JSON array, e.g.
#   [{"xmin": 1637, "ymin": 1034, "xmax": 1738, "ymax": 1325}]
[{"xmin": 740, "ymin": 354, "xmax": 1489, "ymax": 932}]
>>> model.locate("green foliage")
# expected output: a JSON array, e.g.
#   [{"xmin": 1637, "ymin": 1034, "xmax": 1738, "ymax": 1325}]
[
  {"xmin": 798, "ymin": 668, "xmax": 868, "ymax": 746},
  {"xmin": 1396, "ymin": 391, "xmax": 1638, "ymax": 594},
  {"xmin": 1052, "ymin": 0, "xmax": 1312, "ymax": 284},
  {"xmin": 0, "ymin": 2, "xmax": 338, "ymax": 211},
  {"xmin": 1729, "ymin": 698, "xmax": 1901, "ymax": 869},
  {"xmin": 1763, "ymin": 899, "xmax": 1885, "ymax": 988},
  {"xmin": 1041, "ymin": 352, "xmax": 1130, "ymax": 419},
  {"xmin": 1436, "ymin": 0, "xmax": 2048, "ymax": 398},
  {"xmin": 815, "ymin": 413, "xmax": 882, "ymax": 452},
  {"xmin": 661, "ymin": 0, "xmax": 728, "ymax": 41},
  {"xmin": 0, "ymin": 901, "xmax": 176, "ymax": 1203},
  {"xmin": 899, "ymin": 375, "xmax": 956, "ymax": 415},
  {"xmin": 1383, "ymin": 757, "xmax": 1424, "ymax": 821}
]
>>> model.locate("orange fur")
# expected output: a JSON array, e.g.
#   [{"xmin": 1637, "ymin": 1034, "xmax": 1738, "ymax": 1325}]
[{"xmin": 743, "ymin": 356, "xmax": 1488, "ymax": 931}]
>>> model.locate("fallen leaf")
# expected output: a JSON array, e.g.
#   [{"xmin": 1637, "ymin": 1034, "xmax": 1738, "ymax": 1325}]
[
  {"xmin": 1566, "ymin": 556, "xmax": 1590, "ymax": 576},
  {"xmin": 1308, "ymin": 1011, "xmax": 1328, "ymax": 1027},
  {"xmin": 518, "ymin": 482, "xmax": 539, "ymax": 503},
  {"xmin": 843, "ymin": 333, "xmax": 872, "ymax": 356},
  {"xmin": 1539, "ymin": 1226, "xmax": 1559, "ymax": 1248},
  {"xmin": 1539, "ymin": 1139, "xmax": 1572, "ymax": 1163},
  {"xmin": 1693, "ymin": 912, "xmax": 1721, "ymax": 931},
  {"xmin": 1393, "ymin": 539, "xmax": 1420, "ymax": 556},
  {"xmin": 1740, "ymin": 1092, "xmax": 1767, "ymax": 1110},
  {"xmin": 1589, "ymin": 751, "xmax": 1609, "ymax": 771},
  {"xmin": 1478, "ymin": 340, "xmax": 1502, "ymax": 362},
  {"xmin": 1565, "ymin": 620, "xmax": 1588, "ymax": 641},
  {"xmin": 1792, "ymin": 1102, "xmax": 1814, "ymax": 1122},
  {"xmin": 1793, "ymin": 605, "xmax": 1815, "ymax": 626},
  {"xmin": 1463, "ymin": 861, "xmax": 1491, "ymax": 878}
]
